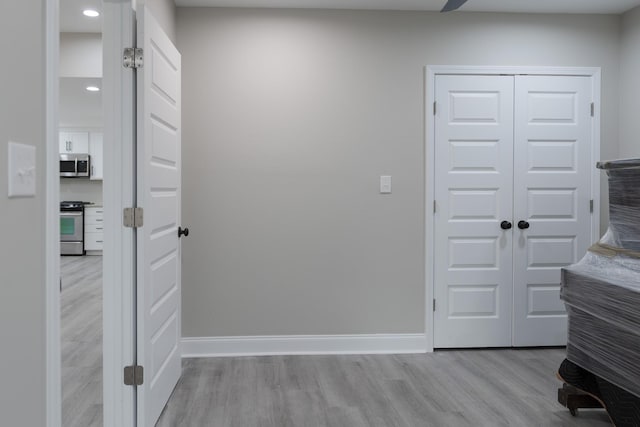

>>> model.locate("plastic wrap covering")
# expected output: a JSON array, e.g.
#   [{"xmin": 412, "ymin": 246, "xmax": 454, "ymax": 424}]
[
  {"xmin": 561, "ymin": 158, "xmax": 640, "ymax": 399},
  {"xmin": 596, "ymin": 158, "xmax": 640, "ymax": 250}
]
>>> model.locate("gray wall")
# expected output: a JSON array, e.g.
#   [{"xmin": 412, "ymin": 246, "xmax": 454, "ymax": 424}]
[
  {"xmin": 619, "ymin": 6, "xmax": 640, "ymax": 158},
  {"xmin": 59, "ymin": 33, "xmax": 102, "ymax": 78},
  {"xmin": 0, "ymin": 1, "xmax": 47, "ymax": 425},
  {"xmin": 61, "ymin": 179, "xmax": 103, "ymax": 204},
  {"xmin": 177, "ymin": 8, "xmax": 621, "ymax": 338}
]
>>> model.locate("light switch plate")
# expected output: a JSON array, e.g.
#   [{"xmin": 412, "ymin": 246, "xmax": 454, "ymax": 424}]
[
  {"xmin": 8, "ymin": 142, "xmax": 36, "ymax": 198},
  {"xmin": 380, "ymin": 175, "xmax": 392, "ymax": 194}
]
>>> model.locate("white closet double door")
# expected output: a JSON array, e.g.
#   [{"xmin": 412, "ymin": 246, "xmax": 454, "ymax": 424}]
[{"xmin": 433, "ymin": 74, "xmax": 593, "ymax": 348}]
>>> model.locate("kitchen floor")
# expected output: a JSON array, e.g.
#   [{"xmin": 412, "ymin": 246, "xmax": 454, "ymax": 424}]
[{"xmin": 61, "ymin": 255, "xmax": 102, "ymax": 427}]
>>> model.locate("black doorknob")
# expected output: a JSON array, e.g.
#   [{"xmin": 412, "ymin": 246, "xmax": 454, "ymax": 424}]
[
  {"xmin": 178, "ymin": 226, "xmax": 189, "ymax": 238},
  {"xmin": 518, "ymin": 220, "xmax": 530, "ymax": 230},
  {"xmin": 500, "ymin": 221, "xmax": 512, "ymax": 230}
]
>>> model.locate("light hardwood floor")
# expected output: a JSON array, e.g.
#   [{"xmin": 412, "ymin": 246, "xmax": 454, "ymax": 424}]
[
  {"xmin": 61, "ymin": 255, "xmax": 103, "ymax": 427},
  {"xmin": 157, "ymin": 350, "xmax": 612, "ymax": 427},
  {"xmin": 61, "ymin": 256, "xmax": 611, "ymax": 427}
]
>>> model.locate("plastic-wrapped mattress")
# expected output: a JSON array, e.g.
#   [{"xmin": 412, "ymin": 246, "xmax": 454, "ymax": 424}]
[{"xmin": 561, "ymin": 158, "xmax": 640, "ymax": 399}]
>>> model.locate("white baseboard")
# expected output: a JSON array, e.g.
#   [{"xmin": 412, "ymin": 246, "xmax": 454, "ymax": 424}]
[{"xmin": 182, "ymin": 333, "xmax": 428, "ymax": 358}]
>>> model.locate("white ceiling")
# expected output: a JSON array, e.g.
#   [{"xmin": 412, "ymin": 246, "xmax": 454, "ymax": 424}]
[
  {"xmin": 175, "ymin": 0, "xmax": 640, "ymax": 14},
  {"xmin": 60, "ymin": 0, "xmax": 102, "ymax": 33},
  {"xmin": 60, "ymin": 0, "xmax": 640, "ymax": 33}
]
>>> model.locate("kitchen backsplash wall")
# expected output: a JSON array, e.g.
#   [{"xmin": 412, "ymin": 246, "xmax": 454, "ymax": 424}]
[{"xmin": 60, "ymin": 178, "xmax": 103, "ymax": 204}]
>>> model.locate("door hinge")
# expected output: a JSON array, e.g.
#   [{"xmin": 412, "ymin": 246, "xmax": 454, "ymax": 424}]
[
  {"xmin": 433, "ymin": 200, "xmax": 437, "ymax": 213},
  {"xmin": 590, "ymin": 199, "xmax": 594, "ymax": 213},
  {"xmin": 590, "ymin": 102, "xmax": 595, "ymax": 117},
  {"xmin": 124, "ymin": 365, "xmax": 144, "ymax": 386},
  {"xmin": 123, "ymin": 207, "xmax": 144, "ymax": 228},
  {"xmin": 123, "ymin": 47, "xmax": 144, "ymax": 69},
  {"xmin": 433, "ymin": 101, "xmax": 437, "ymax": 115},
  {"xmin": 433, "ymin": 299, "xmax": 436, "ymax": 312}
]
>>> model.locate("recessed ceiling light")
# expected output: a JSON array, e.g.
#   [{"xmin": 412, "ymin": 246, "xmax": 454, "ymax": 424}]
[
  {"xmin": 86, "ymin": 86, "xmax": 100, "ymax": 92},
  {"xmin": 83, "ymin": 9, "xmax": 100, "ymax": 18}
]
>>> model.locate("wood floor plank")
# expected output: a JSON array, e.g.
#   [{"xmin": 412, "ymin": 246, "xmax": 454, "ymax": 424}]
[
  {"xmin": 61, "ymin": 255, "xmax": 103, "ymax": 427},
  {"xmin": 61, "ymin": 256, "xmax": 612, "ymax": 427},
  {"xmin": 158, "ymin": 351, "xmax": 612, "ymax": 427}
]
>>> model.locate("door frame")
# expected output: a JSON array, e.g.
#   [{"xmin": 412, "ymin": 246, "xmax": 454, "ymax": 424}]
[
  {"xmin": 102, "ymin": 1, "xmax": 137, "ymax": 426},
  {"xmin": 45, "ymin": 1, "xmax": 138, "ymax": 426},
  {"xmin": 45, "ymin": 0, "xmax": 61, "ymax": 424},
  {"xmin": 424, "ymin": 65, "xmax": 601, "ymax": 352}
]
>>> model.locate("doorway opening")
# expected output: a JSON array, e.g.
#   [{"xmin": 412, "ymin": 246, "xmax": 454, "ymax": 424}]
[{"xmin": 59, "ymin": 1, "xmax": 105, "ymax": 425}]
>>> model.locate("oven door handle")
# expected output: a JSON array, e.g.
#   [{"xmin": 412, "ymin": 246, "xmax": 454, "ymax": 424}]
[{"xmin": 60, "ymin": 212, "xmax": 83, "ymax": 216}]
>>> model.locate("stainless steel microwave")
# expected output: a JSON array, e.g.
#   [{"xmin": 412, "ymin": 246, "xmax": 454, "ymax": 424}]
[{"xmin": 60, "ymin": 153, "xmax": 90, "ymax": 178}]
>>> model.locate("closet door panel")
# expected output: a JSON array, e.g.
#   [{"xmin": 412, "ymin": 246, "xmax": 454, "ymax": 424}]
[
  {"xmin": 433, "ymin": 75, "xmax": 515, "ymax": 348},
  {"xmin": 512, "ymin": 75, "xmax": 593, "ymax": 347}
]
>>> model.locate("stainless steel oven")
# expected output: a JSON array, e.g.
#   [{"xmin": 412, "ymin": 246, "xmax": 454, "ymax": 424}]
[{"xmin": 60, "ymin": 201, "xmax": 85, "ymax": 255}]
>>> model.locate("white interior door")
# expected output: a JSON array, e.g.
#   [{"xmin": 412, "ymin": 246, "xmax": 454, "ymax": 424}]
[
  {"xmin": 512, "ymin": 75, "xmax": 593, "ymax": 346},
  {"xmin": 136, "ymin": 6, "xmax": 182, "ymax": 427},
  {"xmin": 433, "ymin": 75, "xmax": 515, "ymax": 348}
]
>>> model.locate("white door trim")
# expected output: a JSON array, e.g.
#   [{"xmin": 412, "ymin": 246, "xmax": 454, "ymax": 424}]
[
  {"xmin": 103, "ymin": 1, "xmax": 137, "ymax": 426},
  {"xmin": 424, "ymin": 65, "xmax": 601, "ymax": 352},
  {"xmin": 45, "ymin": 0, "xmax": 61, "ymax": 425}
]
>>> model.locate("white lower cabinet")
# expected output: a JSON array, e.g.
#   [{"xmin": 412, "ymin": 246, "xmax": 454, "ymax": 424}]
[{"xmin": 84, "ymin": 207, "xmax": 104, "ymax": 253}]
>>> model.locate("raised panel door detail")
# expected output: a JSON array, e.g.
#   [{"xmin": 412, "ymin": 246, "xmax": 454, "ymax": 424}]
[
  {"xmin": 150, "ymin": 253, "xmax": 178, "ymax": 309},
  {"xmin": 448, "ymin": 286, "xmax": 498, "ymax": 318},
  {"xmin": 449, "ymin": 92, "xmax": 500, "ymax": 123},
  {"xmin": 150, "ymin": 311, "xmax": 179, "ymax": 385},
  {"xmin": 527, "ymin": 285, "xmax": 566, "ymax": 317},
  {"xmin": 150, "ymin": 193, "xmax": 178, "ymax": 236},
  {"xmin": 528, "ymin": 140, "xmax": 577, "ymax": 172},
  {"xmin": 449, "ymin": 141, "xmax": 500, "ymax": 172},
  {"xmin": 528, "ymin": 189, "xmax": 576, "ymax": 220},
  {"xmin": 449, "ymin": 238, "xmax": 499, "ymax": 269},
  {"xmin": 151, "ymin": 47, "xmax": 179, "ymax": 104},
  {"xmin": 527, "ymin": 237, "xmax": 576, "ymax": 268},
  {"xmin": 151, "ymin": 119, "xmax": 178, "ymax": 167},
  {"xmin": 527, "ymin": 92, "xmax": 577, "ymax": 124},
  {"xmin": 449, "ymin": 189, "xmax": 498, "ymax": 220}
]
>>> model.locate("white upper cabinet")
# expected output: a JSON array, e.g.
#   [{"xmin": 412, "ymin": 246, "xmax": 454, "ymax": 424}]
[
  {"xmin": 59, "ymin": 131, "xmax": 89, "ymax": 153},
  {"xmin": 59, "ymin": 130, "xmax": 103, "ymax": 180},
  {"xmin": 89, "ymin": 132, "xmax": 103, "ymax": 180}
]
